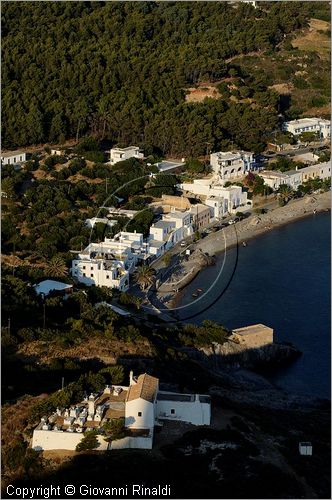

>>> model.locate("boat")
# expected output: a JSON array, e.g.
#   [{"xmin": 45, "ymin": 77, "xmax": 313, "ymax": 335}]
[
  {"xmin": 197, "ymin": 288, "xmax": 203, "ymax": 292},
  {"xmin": 192, "ymin": 293, "xmax": 198, "ymax": 298},
  {"xmin": 242, "ymin": 241, "xmax": 247, "ymax": 247}
]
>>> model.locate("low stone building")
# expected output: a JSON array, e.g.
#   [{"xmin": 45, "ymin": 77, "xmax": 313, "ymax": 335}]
[{"xmin": 231, "ymin": 324, "xmax": 274, "ymax": 348}]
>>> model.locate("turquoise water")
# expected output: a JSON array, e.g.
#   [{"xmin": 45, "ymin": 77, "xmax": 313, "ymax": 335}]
[{"xmin": 178, "ymin": 212, "xmax": 331, "ymax": 398}]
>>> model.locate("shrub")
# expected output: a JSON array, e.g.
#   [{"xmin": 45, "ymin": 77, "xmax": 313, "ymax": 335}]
[{"xmin": 76, "ymin": 430, "xmax": 100, "ymax": 452}]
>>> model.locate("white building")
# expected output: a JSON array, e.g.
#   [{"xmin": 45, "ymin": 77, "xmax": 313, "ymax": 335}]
[
  {"xmin": 32, "ymin": 372, "xmax": 211, "ymax": 451},
  {"xmin": 299, "ymin": 161, "xmax": 331, "ymax": 182},
  {"xmin": 205, "ymin": 196, "xmax": 226, "ymax": 219},
  {"xmin": 259, "ymin": 170, "xmax": 303, "ymax": 190},
  {"xmin": 1, "ymin": 150, "xmax": 26, "ymax": 165},
  {"xmin": 179, "ymin": 178, "xmax": 251, "ymax": 214},
  {"xmin": 108, "ymin": 146, "xmax": 144, "ymax": 165},
  {"xmin": 283, "ymin": 118, "xmax": 331, "ymax": 139},
  {"xmin": 71, "ymin": 232, "xmax": 149, "ymax": 291},
  {"xmin": 260, "ymin": 161, "xmax": 331, "ymax": 190},
  {"xmin": 210, "ymin": 151, "xmax": 256, "ymax": 180},
  {"xmin": 148, "ymin": 209, "xmax": 194, "ymax": 257}
]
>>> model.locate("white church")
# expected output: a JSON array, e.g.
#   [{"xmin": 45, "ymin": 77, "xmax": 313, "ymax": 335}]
[{"xmin": 32, "ymin": 372, "xmax": 211, "ymax": 451}]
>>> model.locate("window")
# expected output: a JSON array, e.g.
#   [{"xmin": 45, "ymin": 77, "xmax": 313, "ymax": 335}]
[
  {"xmin": 20, "ymin": 156, "xmax": 22, "ymax": 161},
  {"xmin": 83, "ymin": 273, "xmax": 86, "ymax": 277},
  {"xmin": 138, "ymin": 412, "xmax": 142, "ymax": 417},
  {"xmin": 83, "ymin": 266, "xmax": 86, "ymax": 270},
  {"xmin": 91, "ymin": 266, "xmax": 93, "ymax": 270},
  {"xmin": 90, "ymin": 274, "xmax": 93, "ymax": 277},
  {"xmin": 14, "ymin": 157, "xmax": 16, "ymax": 162},
  {"xmin": 106, "ymin": 275, "xmax": 109, "ymax": 279},
  {"xmin": 170, "ymin": 409, "xmax": 175, "ymax": 415}
]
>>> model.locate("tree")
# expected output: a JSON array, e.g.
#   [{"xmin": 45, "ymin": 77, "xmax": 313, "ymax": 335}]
[
  {"xmin": 45, "ymin": 255, "xmax": 68, "ymax": 278},
  {"xmin": 102, "ymin": 418, "xmax": 126, "ymax": 441},
  {"xmin": 76, "ymin": 430, "xmax": 100, "ymax": 452},
  {"xmin": 99, "ymin": 365, "xmax": 124, "ymax": 384},
  {"xmin": 134, "ymin": 265, "xmax": 155, "ymax": 290},
  {"xmin": 278, "ymin": 184, "xmax": 294, "ymax": 205},
  {"xmin": 49, "ymin": 113, "xmax": 67, "ymax": 143},
  {"xmin": 1, "ymin": 177, "xmax": 16, "ymax": 198},
  {"xmin": 162, "ymin": 253, "xmax": 172, "ymax": 267}
]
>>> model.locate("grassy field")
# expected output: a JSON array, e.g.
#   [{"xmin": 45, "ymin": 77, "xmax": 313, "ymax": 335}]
[{"xmin": 292, "ymin": 18, "xmax": 331, "ymax": 59}]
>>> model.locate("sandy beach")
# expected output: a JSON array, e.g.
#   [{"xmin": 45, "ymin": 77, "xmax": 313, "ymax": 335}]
[{"xmin": 153, "ymin": 191, "xmax": 331, "ymax": 307}]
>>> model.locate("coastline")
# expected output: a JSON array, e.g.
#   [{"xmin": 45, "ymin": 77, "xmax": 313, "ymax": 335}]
[{"xmin": 159, "ymin": 191, "xmax": 331, "ymax": 308}]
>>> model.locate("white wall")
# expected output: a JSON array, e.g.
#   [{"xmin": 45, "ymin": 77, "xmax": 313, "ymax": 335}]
[
  {"xmin": 71, "ymin": 260, "xmax": 129, "ymax": 291},
  {"xmin": 110, "ymin": 435, "xmax": 153, "ymax": 450},
  {"xmin": 1, "ymin": 152, "xmax": 26, "ymax": 165},
  {"xmin": 156, "ymin": 395, "xmax": 210, "ymax": 426},
  {"xmin": 32, "ymin": 430, "xmax": 109, "ymax": 451},
  {"xmin": 125, "ymin": 399, "xmax": 155, "ymax": 430},
  {"xmin": 109, "ymin": 147, "xmax": 143, "ymax": 165}
]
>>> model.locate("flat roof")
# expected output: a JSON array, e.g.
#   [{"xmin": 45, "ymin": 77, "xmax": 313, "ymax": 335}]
[
  {"xmin": 152, "ymin": 220, "xmax": 174, "ymax": 229},
  {"xmin": 260, "ymin": 170, "xmax": 288, "ymax": 179},
  {"xmin": 149, "ymin": 240, "xmax": 165, "ymax": 248},
  {"xmin": 286, "ymin": 117, "xmax": 330, "ymax": 126},
  {"xmin": 1, "ymin": 150, "xmax": 26, "ymax": 158},
  {"xmin": 165, "ymin": 211, "xmax": 189, "ymax": 219},
  {"xmin": 34, "ymin": 280, "xmax": 73, "ymax": 296},
  {"xmin": 156, "ymin": 161, "xmax": 183, "ymax": 172},
  {"xmin": 190, "ymin": 204, "xmax": 209, "ymax": 214},
  {"xmin": 232, "ymin": 324, "xmax": 273, "ymax": 336},
  {"xmin": 111, "ymin": 146, "xmax": 139, "ymax": 152},
  {"xmin": 213, "ymin": 151, "xmax": 241, "ymax": 160}
]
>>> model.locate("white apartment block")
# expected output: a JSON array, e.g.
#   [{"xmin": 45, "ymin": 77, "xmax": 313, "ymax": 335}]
[
  {"xmin": 210, "ymin": 151, "xmax": 256, "ymax": 180},
  {"xmin": 71, "ymin": 231, "xmax": 148, "ymax": 291},
  {"xmin": 179, "ymin": 178, "xmax": 250, "ymax": 214},
  {"xmin": 300, "ymin": 161, "xmax": 331, "ymax": 182},
  {"xmin": 283, "ymin": 118, "xmax": 331, "ymax": 139},
  {"xmin": 260, "ymin": 161, "xmax": 331, "ymax": 190},
  {"xmin": 108, "ymin": 146, "xmax": 144, "ymax": 165},
  {"xmin": 259, "ymin": 170, "xmax": 303, "ymax": 191},
  {"xmin": 149, "ymin": 210, "xmax": 194, "ymax": 257},
  {"xmin": 1, "ymin": 150, "xmax": 26, "ymax": 165},
  {"xmin": 32, "ymin": 372, "xmax": 211, "ymax": 451}
]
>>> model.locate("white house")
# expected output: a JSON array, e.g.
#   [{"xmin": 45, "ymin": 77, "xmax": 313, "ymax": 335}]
[
  {"xmin": 259, "ymin": 170, "xmax": 303, "ymax": 190},
  {"xmin": 205, "ymin": 196, "xmax": 226, "ymax": 219},
  {"xmin": 1, "ymin": 150, "xmax": 26, "ymax": 165},
  {"xmin": 32, "ymin": 372, "xmax": 211, "ymax": 452},
  {"xmin": 260, "ymin": 161, "xmax": 331, "ymax": 190},
  {"xmin": 210, "ymin": 151, "xmax": 256, "ymax": 180},
  {"xmin": 71, "ymin": 232, "xmax": 149, "ymax": 291},
  {"xmin": 108, "ymin": 146, "xmax": 144, "ymax": 165},
  {"xmin": 299, "ymin": 161, "xmax": 331, "ymax": 182},
  {"xmin": 179, "ymin": 178, "xmax": 250, "ymax": 214},
  {"xmin": 148, "ymin": 209, "xmax": 194, "ymax": 256},
  {"xmin": 283, "ymin": 118, "xmax": 331, "ymax": 139}
]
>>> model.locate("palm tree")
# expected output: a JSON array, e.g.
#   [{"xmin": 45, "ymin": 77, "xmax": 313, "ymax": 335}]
[
  {"xmin": 134, "ymin": 265, "xmax": 155, "ymax": 291},
  {"xmin": 278, "ymin": 184, "xmax": 294, "ymax": 205},
  {"xmin": 45, "ymin": 255, "xmax": 68, "ymax": 278}
]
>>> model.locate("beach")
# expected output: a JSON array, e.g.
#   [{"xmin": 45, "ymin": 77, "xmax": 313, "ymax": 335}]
[{"xmin": 152, "ymin": 191, "xmax": 331, "ymax": 307}]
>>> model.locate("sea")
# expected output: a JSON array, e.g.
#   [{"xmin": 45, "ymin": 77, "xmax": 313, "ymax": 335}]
[{"xmin": 177, "ymin": 212, "xmax": 331, "ymax": 399}]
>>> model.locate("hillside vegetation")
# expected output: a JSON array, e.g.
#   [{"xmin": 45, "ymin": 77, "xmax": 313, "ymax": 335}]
[{"xmin": 2, "ymin": 1, "xmax": 330, "ymax": 154}]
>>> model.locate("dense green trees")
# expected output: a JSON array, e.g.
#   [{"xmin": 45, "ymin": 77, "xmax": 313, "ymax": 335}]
[{"xmin": 2, "ymin": 1, "xmax": 321, "ymax": 153}]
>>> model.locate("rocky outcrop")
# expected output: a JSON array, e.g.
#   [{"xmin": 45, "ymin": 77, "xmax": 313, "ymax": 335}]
[{"xmin": 182, "ymin": 340, "xmax": 301, "ymax": 371}]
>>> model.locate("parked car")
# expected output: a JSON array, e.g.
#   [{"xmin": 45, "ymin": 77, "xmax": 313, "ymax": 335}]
[
  {"xmin": 228, "ymin": 217, "xmax": 239, "ymax": 225},
  {"xmin": 180, "ymin": 241, "xmax": 186, "ymax": 247}
]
